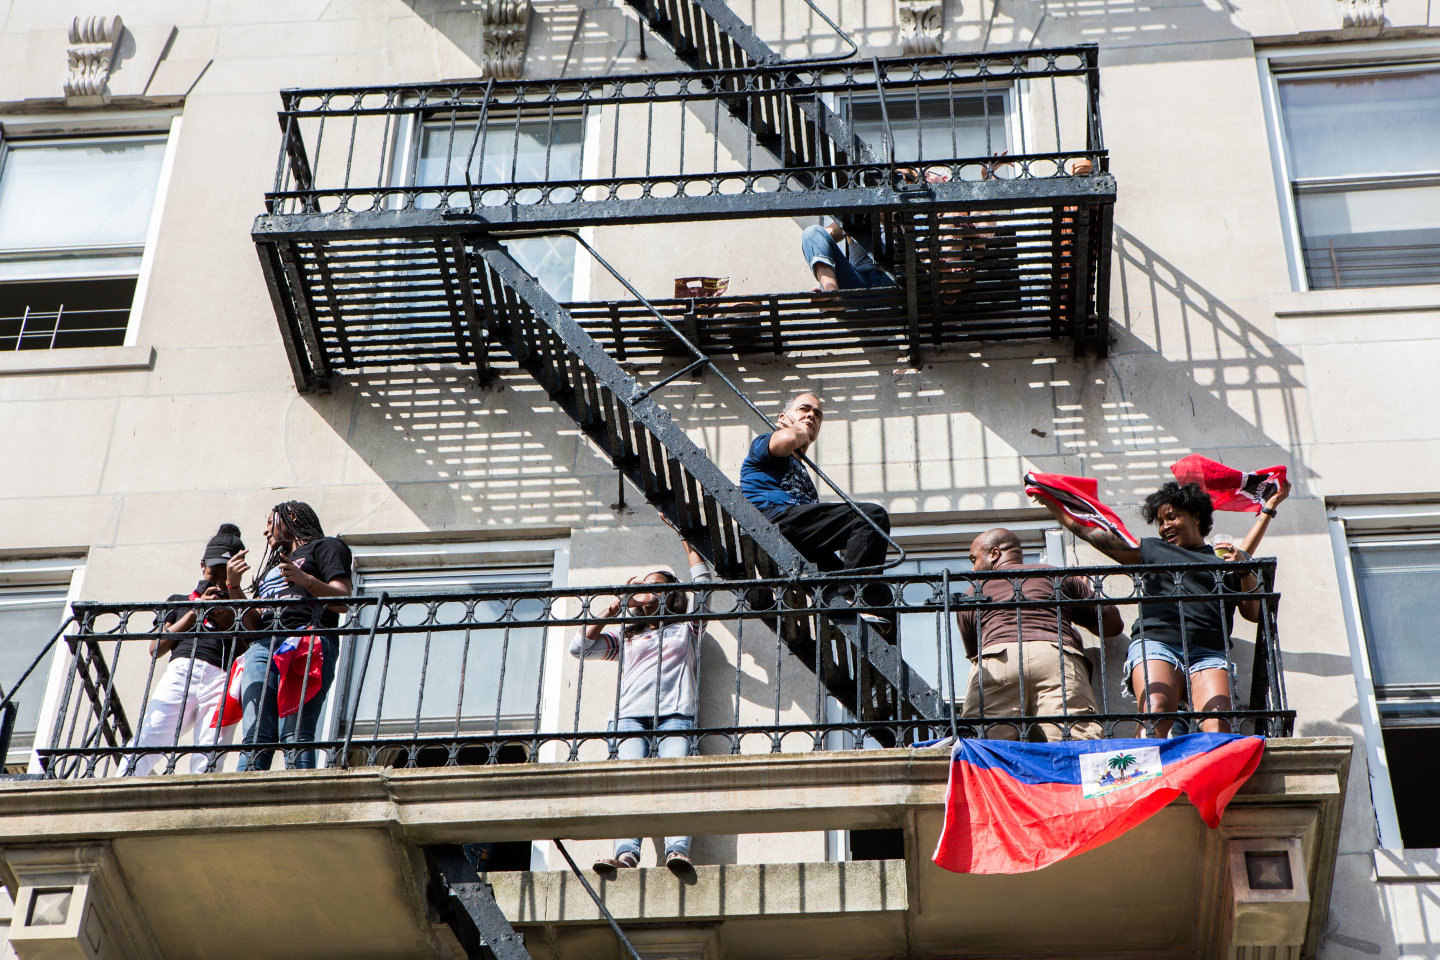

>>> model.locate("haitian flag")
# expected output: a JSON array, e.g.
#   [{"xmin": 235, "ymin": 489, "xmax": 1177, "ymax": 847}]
[
  {"xmin": 272, "ymin": 634, "xmax": 325, "ymax": 719},
  {"xmin": 933, "ymin": 733, "xmax": 1264, "ymax": 874},
  {"xmin": 207, "ymin": 656, "xmax": 245, "ymax": 730},
  {"xmin": 1170, "ymin": 455, "xmax": 1287, "ymax": 514}
]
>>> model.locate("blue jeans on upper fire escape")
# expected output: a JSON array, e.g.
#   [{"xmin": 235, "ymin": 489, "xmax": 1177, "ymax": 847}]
[{"xmin": 801, "ymin": 224, "xmax": 893, "ymax": 290}]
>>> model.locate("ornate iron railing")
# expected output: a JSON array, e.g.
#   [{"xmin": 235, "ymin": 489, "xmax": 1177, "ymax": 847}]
[{"xmin": 2, "ymin": 561, "xmax": 1293, "ymax": 780}]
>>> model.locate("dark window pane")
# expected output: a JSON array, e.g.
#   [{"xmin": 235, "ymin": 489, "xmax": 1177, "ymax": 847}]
[
  {"xmin": 1380, "ymin": 726, "xmax": 1440, "ymax": 848},
  {"xmin": 0, "ymin": 277, "xmax": 134, "ymax": 351}
]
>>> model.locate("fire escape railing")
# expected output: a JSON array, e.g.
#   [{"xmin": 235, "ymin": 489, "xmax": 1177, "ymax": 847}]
[
  {"xmin": 258, "ymin": 48, "xmax": 1109, "ymax": 230},
  {"xmin": 17, "ymin": 562, "xmax": 1292, "ymax": 779}
]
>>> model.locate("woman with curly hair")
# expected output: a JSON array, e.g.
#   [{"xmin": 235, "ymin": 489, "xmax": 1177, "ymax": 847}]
[{"xmin": 1036, "ymin": 477, "xmax": 1289, "ymax": 736}]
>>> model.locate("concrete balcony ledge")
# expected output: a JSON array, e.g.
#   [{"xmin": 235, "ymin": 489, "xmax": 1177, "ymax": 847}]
[
  {"xmin": 0, "ymin": 738, "xmax": 1351, "ymax": 845},
  {"xmin": 0, "ymin": 739, "xmax": 1351, "ymax": 960}
]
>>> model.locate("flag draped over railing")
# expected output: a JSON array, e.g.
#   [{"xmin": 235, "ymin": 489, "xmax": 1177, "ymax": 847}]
[{"xmin": 933, "ymin": 734, "xmax": 1265, "ymax": 874}]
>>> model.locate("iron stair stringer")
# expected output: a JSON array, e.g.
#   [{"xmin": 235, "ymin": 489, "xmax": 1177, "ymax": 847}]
[
  {"xmin": 465, "ymin": 235, "xmax": 942, "ymax": 729},
  {"xmin": 622, "ymin": 0, "xmax": 880, "ymax": 173},
  {"xmin": 426, "ymin": 845, "xmax": 533, "ymax": 960},
  {"xmin": 622, "ymin": 1, "xmax": 914, "ymax": 299}
]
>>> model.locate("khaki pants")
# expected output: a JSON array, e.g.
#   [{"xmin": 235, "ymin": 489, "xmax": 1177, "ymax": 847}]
[{"xmin": 960, "ymin": 640, "xmax": 1101, "ymax": 741}]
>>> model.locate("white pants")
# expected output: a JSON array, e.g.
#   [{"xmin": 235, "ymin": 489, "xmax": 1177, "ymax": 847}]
[{"xmin": 123, "ymin": 657, "xmax": 235, "ymax": 775}]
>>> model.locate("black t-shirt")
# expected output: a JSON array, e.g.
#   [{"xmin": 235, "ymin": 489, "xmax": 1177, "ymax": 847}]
[
  {"xmin": 1133, "ymin": 538, "xmax": 1246, "ymax": 652},
  {"xmin": 269, "ymin": 537, "xmax": 353, "ymax": 632},
  {"xmin": 156, "ymin": 590, "xmax": 236, "ymax": 669}
]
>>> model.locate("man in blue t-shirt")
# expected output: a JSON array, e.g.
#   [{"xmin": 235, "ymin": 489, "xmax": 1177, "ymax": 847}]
[{"xmin": 740, "ymin": 391, "xmax": 891, "ymax": 574}]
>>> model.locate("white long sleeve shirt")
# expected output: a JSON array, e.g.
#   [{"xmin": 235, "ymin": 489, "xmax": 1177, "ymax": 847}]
[{"xmin": 569, "ymin": 563, "xmax": 711, "ymax": 720}]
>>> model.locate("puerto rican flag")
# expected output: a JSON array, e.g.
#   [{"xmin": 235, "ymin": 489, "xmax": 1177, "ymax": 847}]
[
  {"xmin": 1171, "ymin": 455, "xmax": 1287, "ymax": 514},
  {"xmin": 273, "ymin": 635, "xmax": 325, "ymax": 719},
  {"xmin": 1024, "ymin": 472, "xmax": 1140, "ymax": 549},
  {"xmin": 933, "ymin": 734, "xmax": 1264, "ymax": 874}
]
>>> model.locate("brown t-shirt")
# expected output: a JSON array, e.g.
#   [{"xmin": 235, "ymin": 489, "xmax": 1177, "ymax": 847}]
[{"xmin": 955, "ymin": 564, "xmax": 1097, "ymax": 658}]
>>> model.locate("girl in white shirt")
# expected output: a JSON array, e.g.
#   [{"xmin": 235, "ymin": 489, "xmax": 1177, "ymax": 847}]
[{"xmin": 571, "ymin": 535, "xmax": 710, "ymax": 876}]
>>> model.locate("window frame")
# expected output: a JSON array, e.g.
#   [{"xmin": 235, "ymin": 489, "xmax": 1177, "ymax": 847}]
[
  {"xmin": 0, "ymin": 111, "xmax": 180, "ymax": 351},
  {"xmin": 834, "ymin": 82, "xmax": 1025, "ymax": 166},
  {"xmin": 385, "ymin": 105, "xmax": 598, "ymax": 303},
  {"xmin": 1258, "ymin": 41, "xmax": 1440, "ymax": 292},
  {"xmin": 1327, "ymin": 502, "xmax": 1440, "ymax": 849},
  {"xmin": 0, "ymin": 557, "xmax": 85, "ymax": 772},
  {"xmin": 332, "ymin": 538, "xmax": 571, "ymax": 752}
]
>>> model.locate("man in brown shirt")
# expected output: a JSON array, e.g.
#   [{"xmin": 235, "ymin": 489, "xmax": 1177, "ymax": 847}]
[{"xmin": 955, "ymin": 528, "xmax": 1123, "ymax": 741}]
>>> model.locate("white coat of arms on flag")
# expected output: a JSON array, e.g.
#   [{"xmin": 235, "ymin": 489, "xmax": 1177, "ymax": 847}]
[{"xmin": 1079, "ymin": 746, "xmax": 1163, "ymax": 798}]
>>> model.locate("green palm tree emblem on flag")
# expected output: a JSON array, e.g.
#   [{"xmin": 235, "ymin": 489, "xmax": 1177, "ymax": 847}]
[{"xmin": 1107, "ymin": 753, "xmax": 1139, "ymax": 783}]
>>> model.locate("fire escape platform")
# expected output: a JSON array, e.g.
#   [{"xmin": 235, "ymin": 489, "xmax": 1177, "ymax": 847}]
[{"xmin": 0, "ymin": 740, "xmax": 1350, "ymax": 960}]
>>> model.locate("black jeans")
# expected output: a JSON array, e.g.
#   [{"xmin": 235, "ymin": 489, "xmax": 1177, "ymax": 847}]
[{"xmin": 774, "ymin": 501, "xmax": 890, "ymax": 571}]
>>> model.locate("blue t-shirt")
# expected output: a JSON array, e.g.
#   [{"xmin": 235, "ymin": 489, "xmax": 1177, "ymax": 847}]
[{"xmin": 740, "ymin": 432, "xmax": 819, "ymax": 520}]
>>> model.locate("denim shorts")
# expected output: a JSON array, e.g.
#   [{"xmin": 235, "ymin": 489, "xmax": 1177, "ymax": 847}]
[{"xmin": 1123, "ymin": 637, "xmax": 1232, "ymax": 698}]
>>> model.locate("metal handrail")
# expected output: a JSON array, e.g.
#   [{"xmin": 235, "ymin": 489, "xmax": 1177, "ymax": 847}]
[{"xmin": 499, "ymin": 227, "xmax": 908, "ymax": 572}]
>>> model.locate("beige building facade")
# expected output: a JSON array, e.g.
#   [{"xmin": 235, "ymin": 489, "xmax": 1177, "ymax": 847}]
[{"xmin": 0, "ymin": 0, "xmax": 1437, "ymax": 957}]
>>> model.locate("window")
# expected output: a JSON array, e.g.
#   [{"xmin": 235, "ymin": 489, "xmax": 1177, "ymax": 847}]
[
  {"xmin": 1270, "ymin": 62, "xmax": 1440, "ymax": 289},
  {"xmin": 891, "ymin": 525, "xmax": 1056, "ymax": 702},
  {"xmin": 405, "ymin": 112, "xmax": 584, "ymax": 300},
  {"xmin": 0, "ymin": 561, "xmax": 81, "ymax": 768},
  {"xmin": 0, "ymin": 133, "xmax": 169, "ymax": 350},
  {"xmin": 339, "ymin": 546, "xmax": 561, "ymax": 743},
  {"xmin": 846, "ymin": 90, "xmax": 1010, "ymax": 163},
  {"xmin": 1331, "ymin": 506, "xmax": 1440, "ymax": 848}
]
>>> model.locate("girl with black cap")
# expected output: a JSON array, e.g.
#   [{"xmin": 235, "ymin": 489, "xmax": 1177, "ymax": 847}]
[
  {"xmin": 122, "ymin": 523, "xmax": 246, "ymax": 775},
  {"xmin": 570, "ymin": 529, "xmax": 711, "ymax": 876}
]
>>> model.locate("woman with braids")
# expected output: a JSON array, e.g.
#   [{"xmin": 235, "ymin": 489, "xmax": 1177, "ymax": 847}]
[
  {"xmin": 228, "ymin": 501, "xmax": 353, "ymax": 770},
  {"xmin": 570, "ymin": 527, "xmax": 710, "ymax": 877},
  {"xmin": 1036, "ymin": 479, "xmax": 1289, "ymax": 737}
]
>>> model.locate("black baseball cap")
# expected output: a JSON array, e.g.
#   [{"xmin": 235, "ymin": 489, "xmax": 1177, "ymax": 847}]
[{"xmin": 202, "ymin": 523, "xmax": 245, "ymax": 566}]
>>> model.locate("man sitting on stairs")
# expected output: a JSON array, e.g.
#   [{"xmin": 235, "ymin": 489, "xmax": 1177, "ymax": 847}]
[{"xmin": 740, "ymin": 390, "xmax": 893, "ymax": 633}]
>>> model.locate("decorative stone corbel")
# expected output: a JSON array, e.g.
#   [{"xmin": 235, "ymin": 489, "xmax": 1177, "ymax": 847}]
[
  {"xmin": 479, "ymin": 0, "xmax": 532, "ymax": 80},
  {"xmin": 64, "ymin": 14, "xmax": 124, "ymax": 105},
  {"xmin": 898, "ymin": 1, "xmax": 944, "ymax": 57},
  {"xmin": 1338, "ymin": 0, "xmax": 1384, "ymax": 27}
]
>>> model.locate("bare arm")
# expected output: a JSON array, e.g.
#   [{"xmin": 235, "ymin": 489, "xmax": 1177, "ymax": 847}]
[
  {"xmin": 767, "ymin": 422, "xmax": 817, "ymax": 458},
  {"xmin": 1035, "ymin": 497, "xmax": 1142, "ymax": 565},
  {"xmin": 1238, "ymin": 479, "xmax": 1290, "ymax": 557}
]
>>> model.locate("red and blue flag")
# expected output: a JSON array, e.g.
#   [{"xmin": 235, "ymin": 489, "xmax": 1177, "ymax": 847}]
[
  {"xmin": 272, "ymin": 634, "xmax": 325, "ymax": 719},
  {"xmin": 933, "ymin": 733, "xmax": 1264, "ymax": 874}
]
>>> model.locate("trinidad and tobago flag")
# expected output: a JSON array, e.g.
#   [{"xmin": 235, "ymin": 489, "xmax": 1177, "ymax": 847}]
[
  {"xmin": 1024, "ymin": 472, "xmax": 1140, "ymax": 549},
  {"xmin": 1171, "ymin": 455, "xmax": 1288, "ymax": 514},
  {"xmin": 933, "ymin": 734, "xmax": 1264, "ymax": 874}
]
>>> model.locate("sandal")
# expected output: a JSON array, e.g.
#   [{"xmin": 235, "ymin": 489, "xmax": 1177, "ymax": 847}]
[
  {"xmin": 665, "ymin": 850, "xmax": 695, "ymax": 875},
  {"xmin": 592, "ymin": 852, "xmax": 639, "ymax": 878}
]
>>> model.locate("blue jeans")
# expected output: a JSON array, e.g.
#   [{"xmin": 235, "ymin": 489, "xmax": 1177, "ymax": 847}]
[
  {"xmin": 801, "ymin": 224, "xmax": 891, "ymax": 290},
  {"xmin": 237, "ymin": 636, "xmax": 337, "ymax": 771},
  {"xmin": 613, "ymin": 714, "xmax": 695, "ymax": 859}
]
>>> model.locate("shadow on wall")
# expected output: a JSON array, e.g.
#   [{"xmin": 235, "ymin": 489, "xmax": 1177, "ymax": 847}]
[
  {"xmin": 723, "ymin": 0, "xmax": 1251, "ymax": 62},
  {"xmin": 401, "ymin": 0, "xmax": 645, "ymax": 77},
  {"xmin": 313, "ymin": 222, "xmax": 1316, "ymax": 533}
]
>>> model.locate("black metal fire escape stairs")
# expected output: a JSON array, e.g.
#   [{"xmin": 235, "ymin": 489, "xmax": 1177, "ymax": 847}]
[{"xmin": 253, "ymin": 6, "xmax": 1124, "ymax": 753}]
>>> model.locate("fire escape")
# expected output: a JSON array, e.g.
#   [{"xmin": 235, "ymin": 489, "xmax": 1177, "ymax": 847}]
[{"xmin": 251, "ymin": 3, "xmax": 1116, "ymax": 748}]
